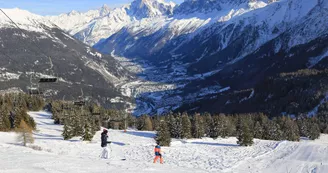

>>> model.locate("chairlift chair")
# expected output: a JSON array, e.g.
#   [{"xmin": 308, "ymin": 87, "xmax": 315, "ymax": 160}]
[
  {"xmin": 74, "ymin": 97, "xmax": 86, "ymax": 106},
  {"xmin": 27, "ymin": 86, "xmax": 43, "ymax": 95},
  {"xmin": 74, "ymin": 89, "xmax": 86, "ymax": 106},
  {"xmin": 39, "ymin": 57, "xmax": 57, "ymax": 83},
  {"xmin": 74, "ymin": 101, "xmax": 85, "ymax": 106},
  {"xmin": 39, "ymin": 77, "xmax": 57, "ymax": 83}
]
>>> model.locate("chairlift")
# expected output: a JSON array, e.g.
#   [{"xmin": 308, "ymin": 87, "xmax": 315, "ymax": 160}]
[
  {"xmin": 27, "ymin": 73, "xmax": 43, "ymax": 95},
  {"xmin": 39, "ymin": 57, "xmax": 57, "ymax": 83},
  {"xmin": 74, "ymin": 89, "xmax": 86, "ymax": 106},
  {"xmin": 27, "ymin": 87, "xmax": 43, "ymax": 95},
  {"xmin": 74, "ymin": 100, "xmax": 86, "ymax": 106},
  {"xmin": 39, "ymin": 77, "xmax": 57, "ymax": 83},
  {"xmin": 61, "ymin": 104, "xmax": 72, "ymax": 110}
]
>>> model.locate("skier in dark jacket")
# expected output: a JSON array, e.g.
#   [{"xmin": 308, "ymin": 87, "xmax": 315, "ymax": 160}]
[{"xmin": 100, "ymin": 129, "xmax": 111, "ymax": 159}]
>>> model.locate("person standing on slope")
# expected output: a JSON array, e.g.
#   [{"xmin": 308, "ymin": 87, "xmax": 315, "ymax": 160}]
[
  {"xmin": 100, "ymin": 129, "xmax": 111, "ymax": 159},
  {"xmin": 153, "ymin": 143, "xmax": 163, "ymax": 164}
]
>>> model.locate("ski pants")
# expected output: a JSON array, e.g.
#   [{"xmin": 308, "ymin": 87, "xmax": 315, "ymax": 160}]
[
  {"xmin": 153, "ymin": 155, "xmax": 163, "ymax": 164},
  {"xmin": 101, "ymin": 147, "xmax": 109, "ymax": 159}
]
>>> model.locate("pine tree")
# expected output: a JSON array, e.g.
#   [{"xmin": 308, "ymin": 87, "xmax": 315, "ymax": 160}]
[
  {"xmin": 192, "ymin": 113, "xmax": 204, "ymax": 138},
  {"xmin": 155, "ymin": 120, "xmax": 171, "ymax": 146},
  {"xmin": 236, "ymin": 116, "xmax": 254, "ymax": 146},
  {"xmin": 280, "ymin": 117, "xmax": 300, "ymax": 141},
  {"xmin": 175, "ymin": 113, "xmax": 183, "ymax": 139},
  {"xmin": 82, "ymin": 120, "xmax": 94, "ymax": 141},
  {"xmin": 308, "ymin": 118, "xmax": 320, "ymax": 140},
  {"xmin": 217, "ymin": 114, "xmax": 234, "ymax": 138},
  {"xmin": 0, "ymin": 106, "xmax": 11, "ymax": 131},
  {"xmin": 203, "ymin": 112, "xmax": 213, "ymax": 137},
  {"xmin": 181, "ymin": 113, "xmax": 192, "ymax": 139},
  {"xmin": 62, "ymin": 118, "xmax": 73, "ymax": 140},
  {"xmin": 72, "ymin": 110, "xmax": 83, "ymax": 136},
  {"xmin": 253, "ymin": 121, "xmax": 264, "ymax": 139},
  {"xmin": 17, "ymin": 120, "xmax": 34, "ymax": 146},
  {"xmin": 167, "ymin": 114, "xmax": 177, "ymax": 138},
  {"xmin": 264, "ymin": 118, "xmax": 283, "ymax": 141},
  {"xmin": 211, "ymin": 115, "xmax": 219, "ymax": 138},
  {"xmin": 297, "ymin": 118, "xmax": 309, "ymax": 137}
]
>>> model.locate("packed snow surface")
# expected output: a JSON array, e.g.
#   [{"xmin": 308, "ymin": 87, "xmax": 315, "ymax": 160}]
[{"xmin": 1, "ymin": 112, "xmax": 328, "ymax": 173}]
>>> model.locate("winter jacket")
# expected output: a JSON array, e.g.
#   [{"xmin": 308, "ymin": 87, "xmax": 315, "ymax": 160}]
[
  {"xmin": 155, "ymin": 145, "xmax": 161, "ymax": 156},
  {"xmin": 101, "ymin": 132, "xmax": 108, "ymax": 147}
]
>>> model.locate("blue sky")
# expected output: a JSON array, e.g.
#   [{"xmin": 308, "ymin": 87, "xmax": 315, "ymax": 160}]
[{"xmin": 0, "ymin": 0, "xmax": 184, "ymax": 16}]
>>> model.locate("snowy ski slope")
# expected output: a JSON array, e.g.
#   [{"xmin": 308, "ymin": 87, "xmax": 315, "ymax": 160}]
[{"xmin": 1, "ymin": 111, "xmax": 328, "ymax": 173}]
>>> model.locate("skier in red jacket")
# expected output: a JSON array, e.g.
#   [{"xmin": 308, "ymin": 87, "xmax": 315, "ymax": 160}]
[{"xmin": 153, "ymin": 143, "xmax": 163, "ymax": 164}]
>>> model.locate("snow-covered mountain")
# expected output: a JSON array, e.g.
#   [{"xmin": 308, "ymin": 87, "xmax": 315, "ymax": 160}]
[
  {"xmin": 94, "ymin": 0, "xmax": 328, "ymax": 115},
  {"xmin": 47, "ymin": 0, "xmax": 176, "ymax": 45},
  {"xmin": 11, "ymin": 0, "xmax": 328, "ymax": 115},
  {"xmin": 0, "ymin": 8, "xmax": 133, "ymax": 108},
  {"xmin": 47, "ymin": 4, "xmax": 111, "ymax": 34}
]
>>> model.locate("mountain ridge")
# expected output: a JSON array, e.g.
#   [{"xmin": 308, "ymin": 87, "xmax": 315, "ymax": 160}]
[{"xmin": 0, "ymin": 8, "xmax": 133, "ymax": 109}]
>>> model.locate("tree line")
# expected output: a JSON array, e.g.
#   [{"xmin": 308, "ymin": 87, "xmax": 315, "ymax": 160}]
[
  {"xmin": 0, "ymin": 93, "xmax": 44, "ymax": 131},
  {"xmin": 50, "ymin": 100, "xmax": 132, "ymax": 141},
  {"xmin": 133, "ymin": 112, "xmax": 322, "ymax": 147},
  {"xmin": 0, "ymin": 93, "xmax": 44, "ymax": 146}
]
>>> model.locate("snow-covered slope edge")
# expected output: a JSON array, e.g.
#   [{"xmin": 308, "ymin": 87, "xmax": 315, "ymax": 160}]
[{"xmin": 1, "ymin": 111, "xmax": 328, "ymax": 173}]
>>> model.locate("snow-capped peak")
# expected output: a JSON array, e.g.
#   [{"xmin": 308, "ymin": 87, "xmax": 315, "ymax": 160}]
[
  {"xmin": 68, "ymin": 10, "xmax": 80, "ymax": 16},
  {"xmin": 174, "ymin": 0, "xmax": 254, "ymax": 15},
  {"xmin": 99, "ymin": 4, "xmax": 111, "ymax": 16},
  {"xmin": 128, "ymin": 0, "xmax": 176, "ymax": 19},
  {"xmin": 0, "ymin": 8, "xmax": 55, "ymax": 32}
]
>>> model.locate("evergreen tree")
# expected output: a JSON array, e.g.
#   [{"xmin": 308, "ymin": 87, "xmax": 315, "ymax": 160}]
[
  {"xmin": 317, "ymin": 103, "xmax": 328, "ymax": 133},
  {"xmin": 82, "ymin": 120, "xmax": 94, "ymax": 141},
  {"xmin": 72, "ymin": 110, "xmax": 84, "ymax": 136},
  {"xmin": 264, "ymin": 118, "xmax": 283, "ymax": 141},
  {"xmin": 92, "ymin": 117, "xmax": 101, "ymax": 132},
  {"xmin": 297, "ymin": 117, "xmax": 309, "ymax": 138},
  {"xmin": 308, "ymin": 118, "xmax": 320, "ymax": 140},
  {"xmin": 174, "ymin": 113, "xmax": 183, "ymax": 139},
  {"xmin": 211, "ymin": 115, "xmax": 219, "ymax": 138},
  {"xmin": 192, "ymin": 113, "xmax": 204, "ymax": 138},
  {"xmin": 236, "ymin": 116, "xmax": 254, "ymax": 146},
  {"xmin": 155, "ymin": 120, "xmax": 171, "ymax": 146},
  {"xmin": 167, "ymin": 113, "xmax": 177, "ymax": 138},
  {"xmin": 280, "ymin": 117, "xmax": 300, "ymax": 141},
  {"xmin": 217, "ymin": 114, "xmax": 234, "ymax": 138},
  {"xmin": 203, "ymin": 112, "xmax": 213, "ymax": 137},
  {"xmin": 0, "ymin": 106, "xmax": 10, "ymax": 131},
  {"xmin": 253, "ymin": 121, "xmax": 264, "ymax": 139},
  {"xmin": 17, "ymin": 120, "xmax": 34, "ymax": 146},
  {"xmin": 181, "ymin": 113, "xmax": 192, "ymax": 139},
  {"xmin": 62, "ymin": 118, "xmax": 73, "ymax": 140}
]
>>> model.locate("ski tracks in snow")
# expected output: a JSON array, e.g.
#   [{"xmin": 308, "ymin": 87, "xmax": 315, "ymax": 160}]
[{"xmin": 2, "ymin": 112, "xmax": 328, "ymax": 173}]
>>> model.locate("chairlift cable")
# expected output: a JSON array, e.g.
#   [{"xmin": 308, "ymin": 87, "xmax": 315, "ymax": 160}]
[{"xmin": 0, "ymin": 9, "xmax": 56, "ymax": 78}]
